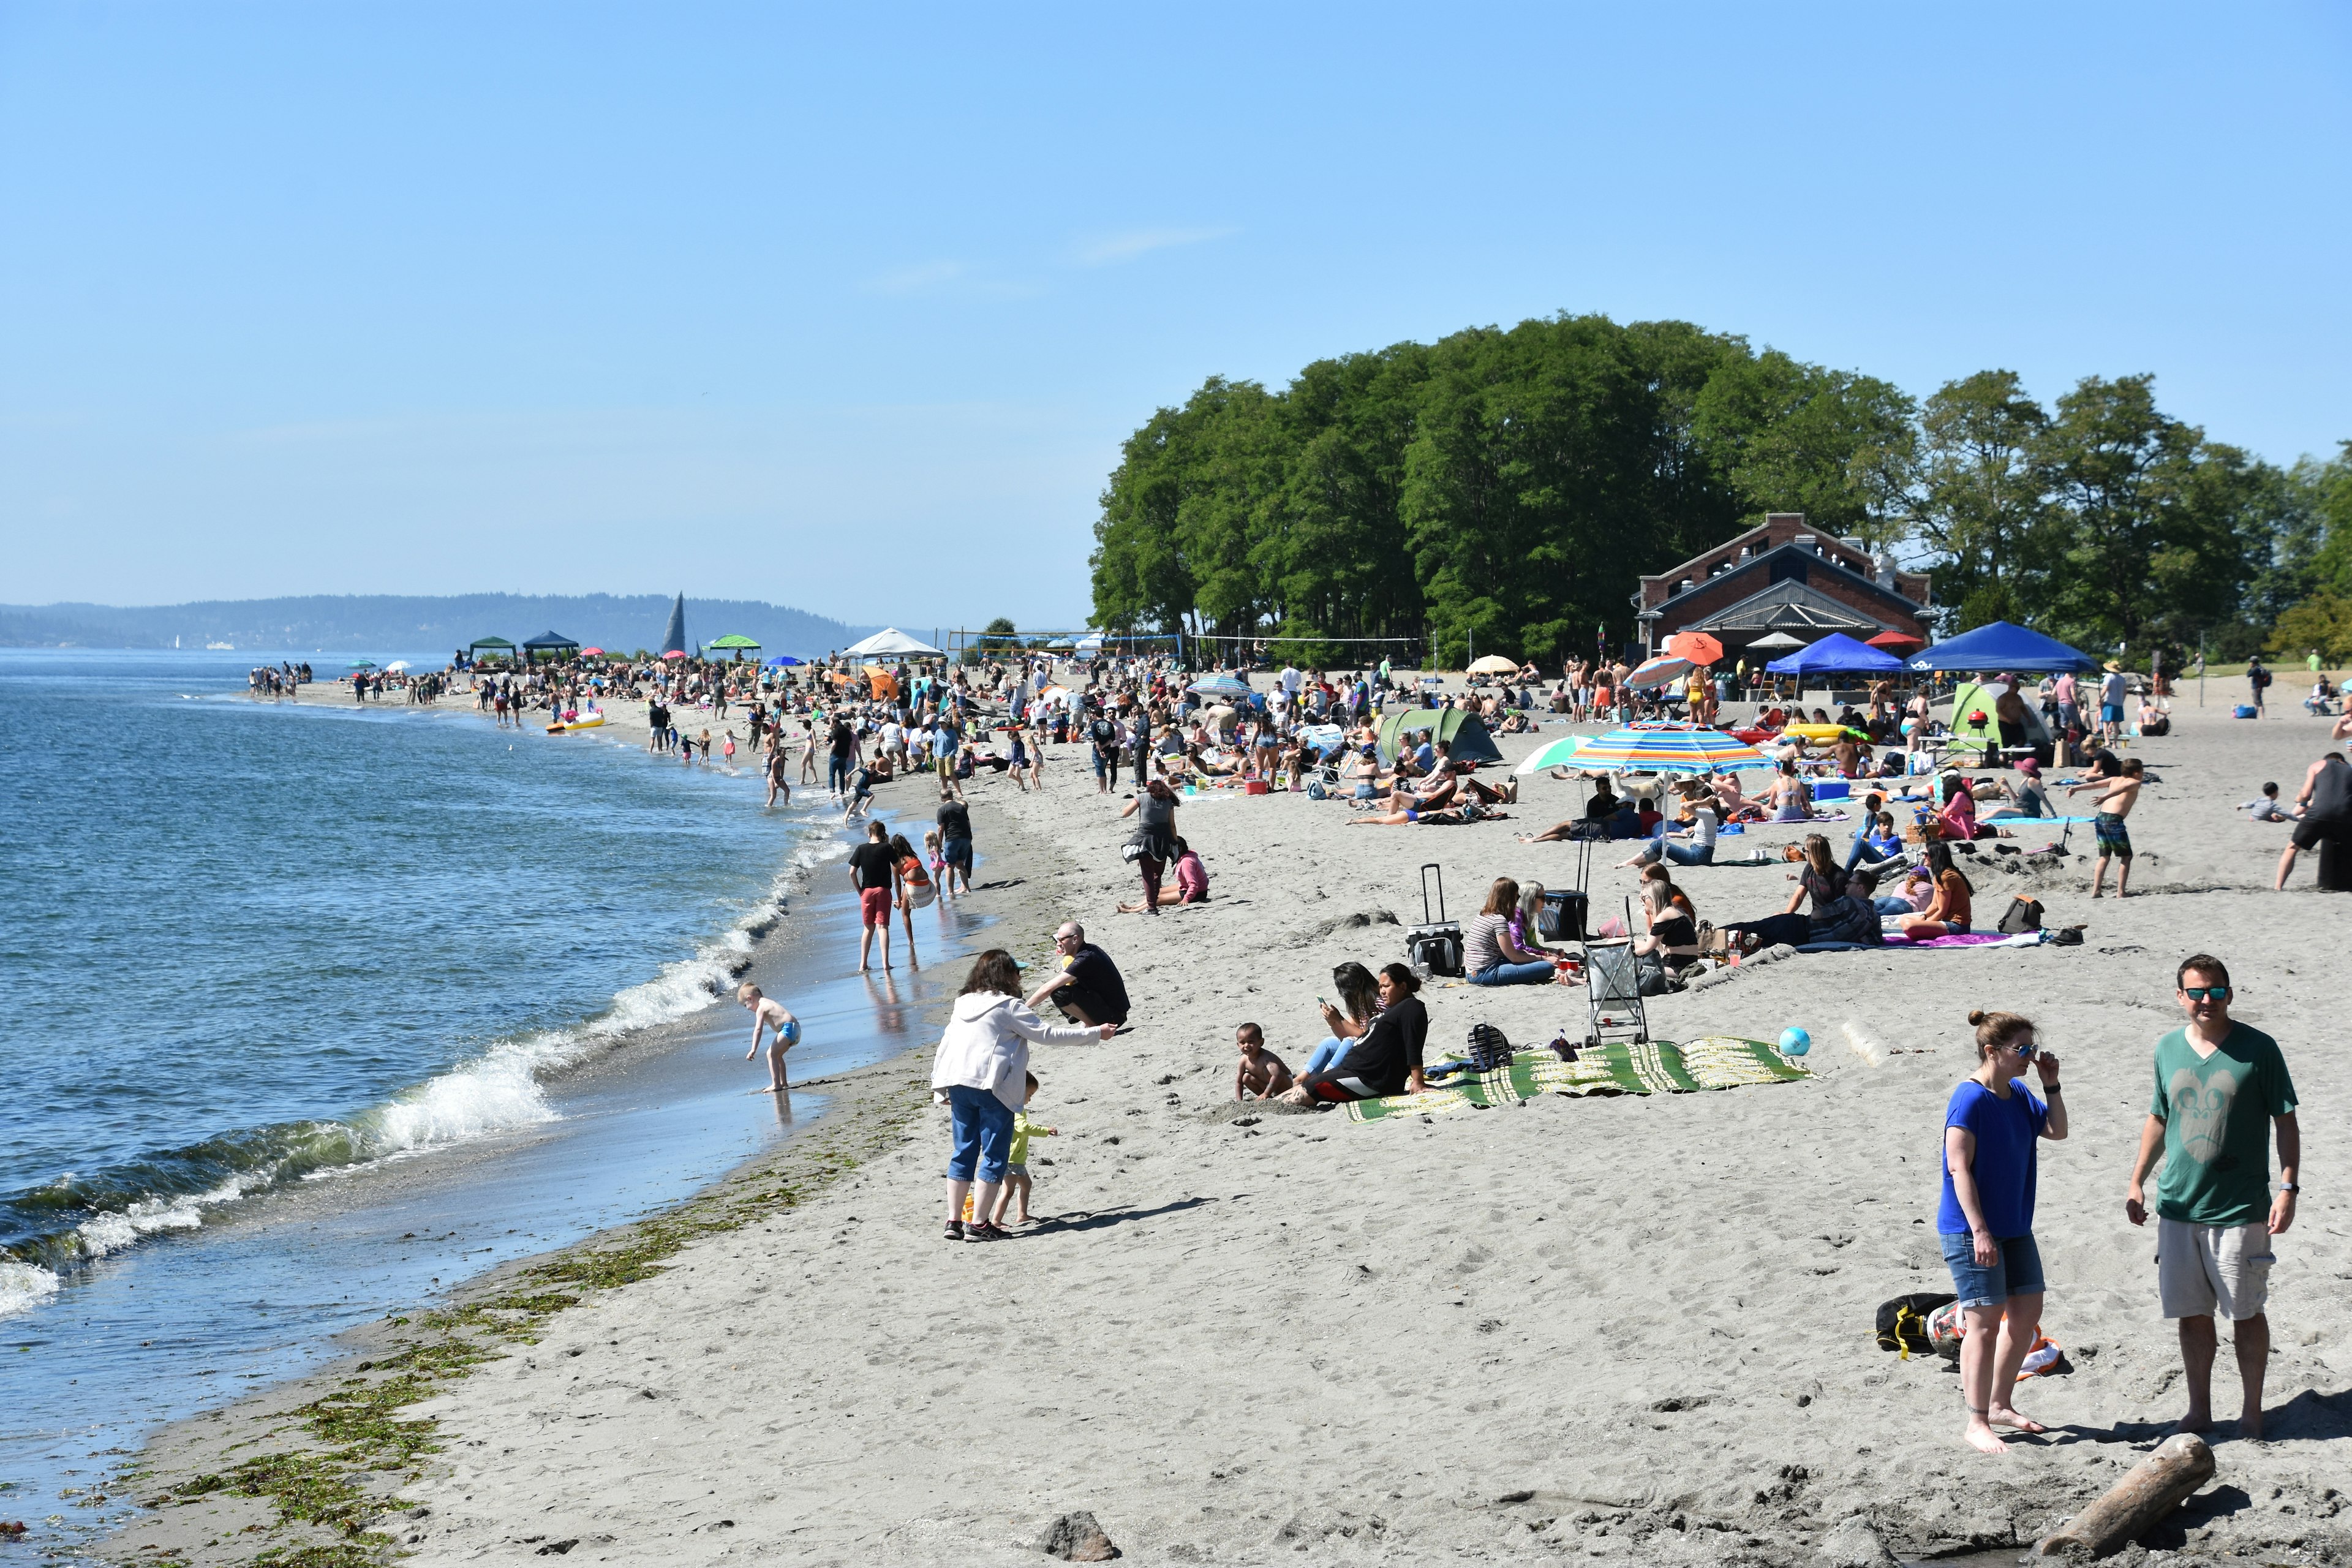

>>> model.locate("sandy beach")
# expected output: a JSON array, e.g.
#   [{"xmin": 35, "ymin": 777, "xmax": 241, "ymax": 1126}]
[{"xmin": 106, "ymin": 690, "xmax": 2348, "ymax": 1567}]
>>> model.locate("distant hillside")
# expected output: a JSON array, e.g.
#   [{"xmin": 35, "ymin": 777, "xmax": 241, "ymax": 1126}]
[{"xmin": 0, "ymin": 595, "xmax": 884, "ymax": 658}]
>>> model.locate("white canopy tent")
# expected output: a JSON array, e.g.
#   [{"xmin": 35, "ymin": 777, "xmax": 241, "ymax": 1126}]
[{"xmin": 841, "ymin": 627, "xmax": 944, "ymax": 660}]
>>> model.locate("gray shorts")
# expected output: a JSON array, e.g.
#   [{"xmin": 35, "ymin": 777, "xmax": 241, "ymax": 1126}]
[
  {"xmin": 2157, "ymin": 1218, "xmax": 2274, "ymax": 1321},
  {"xmin": 1004, "ymin": 1162, "xmax": 1028, "ymax": 1180}
]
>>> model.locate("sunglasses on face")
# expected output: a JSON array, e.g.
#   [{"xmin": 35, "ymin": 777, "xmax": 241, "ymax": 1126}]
[
  {"xmin": 2181, "ymin": 986, "xmax": 2231, "ymax": 1001},
  {"xmin": 2000, "ymin": 1038, "xmax": 2037, "ymax": 1060}
]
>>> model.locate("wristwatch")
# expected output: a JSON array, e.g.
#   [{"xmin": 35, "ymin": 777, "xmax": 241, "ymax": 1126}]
[{"xmin": 2281, "ymin": 1183, "xmax": 2301, "ymax": 1193}]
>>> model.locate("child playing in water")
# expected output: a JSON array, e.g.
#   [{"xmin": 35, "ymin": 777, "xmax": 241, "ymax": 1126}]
[
  {"xmin": 1232, "ymin": 1022, "xmax": 1294, "ymax": 1099},
  {"xmin": 924, "ymin": 828, "xmax": 948, "ymax": 894},
  {"xmin": 722, "ymin": 729, "xmax": 737, "ymax": 770},
  {"xmin": 988, "ymin": 1072, "xmax": 1056, "ymax": 1226},
  {"xmin": 737, "ymin": 982, "xmax": 802, "ymax": 1095}
]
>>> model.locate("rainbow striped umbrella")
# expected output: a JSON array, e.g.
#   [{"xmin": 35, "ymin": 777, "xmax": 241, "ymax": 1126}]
[{"xmin": 1568, "ymin": 728, "xmax": 1769, "ymax": 773}]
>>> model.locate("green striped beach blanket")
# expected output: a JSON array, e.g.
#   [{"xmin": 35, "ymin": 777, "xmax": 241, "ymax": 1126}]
[{"xmin": 1343, "ymin": 1036, "xmax": 1809, "ymax": 1123}]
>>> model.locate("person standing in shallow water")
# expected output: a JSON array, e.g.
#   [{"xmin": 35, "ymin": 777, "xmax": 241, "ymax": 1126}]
[{"xmin": 1936, "ymin": 1008, "xmax": 2067, "ymax": 1455}]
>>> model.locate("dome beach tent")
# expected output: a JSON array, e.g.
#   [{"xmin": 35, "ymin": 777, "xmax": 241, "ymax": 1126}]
[
  {"xmin": 1942, "ymin": 679, "xmax": 2054, "ymax": 764},
  {"xmin": 1375, "ymin": 707, "xmax": 1504, "ymax": 766},
  {"xmin": 1907, "ymin": 620, "xmax": 2095, "ymax": 675},
  {"xmin": 1762, "ymin": 631, "xmax": 1905, "ymax": 677},
  {"xmin": 842, "ymin": 628, "xmax": 943, "ymax": 660}
]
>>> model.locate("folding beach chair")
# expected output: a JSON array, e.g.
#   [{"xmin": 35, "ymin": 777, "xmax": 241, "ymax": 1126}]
[{"xmin": 1580, "ymin": 898, "xmax": 1650, "ymax": 1049}]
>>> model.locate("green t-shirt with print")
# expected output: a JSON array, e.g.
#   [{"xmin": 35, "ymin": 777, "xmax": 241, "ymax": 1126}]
[{"xmin": 2149, "ymin": 1023, "xmax": 2297, "ymax": 1226}]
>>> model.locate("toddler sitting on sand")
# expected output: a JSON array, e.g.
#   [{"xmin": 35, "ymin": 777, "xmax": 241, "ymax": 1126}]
[
  {"xmin": 1232, "ymin": 1023, "xmax": 1294, "ymax": 1100},
  {"xmin": 2238, "ymin": 782, "xmax": 2297, "ymax": 822}
]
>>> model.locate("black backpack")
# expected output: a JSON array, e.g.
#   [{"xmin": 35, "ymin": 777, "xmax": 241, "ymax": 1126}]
[{"xmin": 1875, "ymin": 1292, "xmax": 1956, "ymax": 1356}]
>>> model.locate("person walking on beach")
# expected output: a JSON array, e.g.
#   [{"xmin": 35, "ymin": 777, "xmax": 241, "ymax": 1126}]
[
  {"xmin": 1937, "ymin": 1008, "xmax": 2067, "ymax": 1454},
  {"xmin": 2066, "ymin": 756, "xmax": 2143, "ymax": 897},
  {"xmin": 848, "ymin": 821, "xmax": 900, "ymax": 971},
  {"xmin": 737, "ymin": 983, "xmax": 802, "ymax": 1095},
  {"xmin": 933, "ymin": 951, "xmax": 1110, "ymax": 1242},
  {"xmin": 936, "ymin": 785, "xmax": 975, "ymax": 895},
  {"xmin": 826, "ymin": 714, "xmax": 858, "ymax": 800},
  {"xmin": 2125, "ymin": 956, "xmax": 2300, "ymax": 1439}
]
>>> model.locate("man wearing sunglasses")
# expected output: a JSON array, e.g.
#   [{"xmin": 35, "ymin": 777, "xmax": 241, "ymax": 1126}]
[{"xmin": 2125, "ymin": 954, "xmax": 2301, "ymax": 1439}]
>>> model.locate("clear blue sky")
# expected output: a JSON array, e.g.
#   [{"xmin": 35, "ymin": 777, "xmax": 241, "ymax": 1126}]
[{"xmin": 3, "ymin": 2, "xmax": 2346, "ymax": 630}]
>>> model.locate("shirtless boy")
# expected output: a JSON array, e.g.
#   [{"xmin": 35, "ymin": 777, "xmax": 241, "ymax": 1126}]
[
  {"xmin": 737, "ymin": 982, "xmax": 802, "ymax": 1094},
  {"xmin": 1232, "ymin": 1023, "xmax": 1294, "ymax": 1100},
  {"xmin": 2066, "ymin": 756, "xmax": 2143, "ymax": 897}
]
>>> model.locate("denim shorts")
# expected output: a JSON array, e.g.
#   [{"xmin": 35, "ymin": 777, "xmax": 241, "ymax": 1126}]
[{"xmin": 1940, "ymin": 1229, "xmax": 2046, "ymax": 1308}]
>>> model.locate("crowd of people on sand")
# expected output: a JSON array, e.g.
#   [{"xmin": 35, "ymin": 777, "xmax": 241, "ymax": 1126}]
[
  {"xmin": 245, "ymin": 661, "xmax": 313, "ymax": 699},
  {"xmin": 343, "ymin": 637, "xmax": 2328, "ymax": 1467}
]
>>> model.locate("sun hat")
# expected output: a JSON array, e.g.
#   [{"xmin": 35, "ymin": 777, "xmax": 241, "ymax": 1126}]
[{"xmin": 2103, "ymin": 660, "xmax": 2122, "ymax": 672}]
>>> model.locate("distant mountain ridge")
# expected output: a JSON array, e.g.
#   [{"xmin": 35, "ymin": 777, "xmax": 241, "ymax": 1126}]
[{"xmin": 0, "ymin": 595, "xmax": 886, "ymax": 657}]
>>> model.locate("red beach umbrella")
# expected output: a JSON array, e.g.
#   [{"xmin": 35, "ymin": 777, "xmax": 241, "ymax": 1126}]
[
  {"xmin": 1664, "ymin": 630, "xmax": 1724, "ymax": 666},
  {"xmin": 1867, "ymin": 631, "xmax": 1924, "ymax": 651}
]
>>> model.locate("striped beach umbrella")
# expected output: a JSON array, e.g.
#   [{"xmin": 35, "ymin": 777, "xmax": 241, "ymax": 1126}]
[
  {"xmin": 1567, "ymin": 728, "xmax": 1770, "ymax": 773},
  {"xmin": 1626, "ymin": 654, "xmax": 1694, "ymax": 689}
]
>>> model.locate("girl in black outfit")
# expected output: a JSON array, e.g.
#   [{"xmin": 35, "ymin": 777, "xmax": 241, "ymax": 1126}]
[{"xmin": 1283, "ymin": 965, "xmax": 1428, "ymax": 1104}]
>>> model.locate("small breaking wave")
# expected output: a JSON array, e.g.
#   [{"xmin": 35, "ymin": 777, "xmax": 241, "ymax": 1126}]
[{"xmin": 1, "ymin": 826, "xmax": 851, "ymax": 1317}]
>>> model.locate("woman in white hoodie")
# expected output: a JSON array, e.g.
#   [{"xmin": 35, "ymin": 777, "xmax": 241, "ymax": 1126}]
[{"xmin": 933, "ymin": 949, "xmax": 1112, "ymax": 1242}]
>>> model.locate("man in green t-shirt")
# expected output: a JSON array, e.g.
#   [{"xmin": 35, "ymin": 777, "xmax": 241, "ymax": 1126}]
[{"xmin": 2125, "ymin": 954, "xmax": 2302, "ymax": 1439}]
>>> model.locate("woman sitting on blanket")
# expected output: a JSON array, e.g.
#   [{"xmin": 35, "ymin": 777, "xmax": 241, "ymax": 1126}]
[
  {"xmin": 1896, "ymin": 842, "xmax": 1975, "ymax": 938},
  {"xmin": 1769, "ymin": 760, "xmax": 1815, "ymax": 823},
  {"xmin": 1629, "ymin": 865, "xmax": 1703, "ymax": 971},
  {"xmin": 1466, "ymin": 877, "xmax": 1559, "ymax": 986},
  {"xmin": 1279, "ymin": 963, "xmax": 1428, "ymax": 1105},
  {"xmin": 1300, "ymin": 962, "xmax": 1382, "ymax": 1077},
  {"xmin": 1779, "ymin": 834, "xmax": 1850, "ymax": 919},
  {"xmin": 1711, "ymin": 771, "xmax": 1766, "ymax": 824}
]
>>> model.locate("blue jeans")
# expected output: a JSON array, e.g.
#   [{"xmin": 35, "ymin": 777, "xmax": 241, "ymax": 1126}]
[
  {"xmin": 1470, "ymin": 960, "xmax": 1555, "ymax": 986},
  {"xmin": 943, "ymin": 1084, "xmax": 1015, "ymax": 1185},
  {"xmin": 1641, "ymin": 835, "xmax": 1713, "ymax": 866},
  {"xmin": 1872, "ymin": 895, "xmax": 1915, "ymax": 916},
  {"xmin": 827, "ymin": 755, "xmax": 850, "ymax": 794},
  {"xmin": 1940, "ymin": 1230, "xmax": 2046, "ymax": 1309},
  {"xmin": 1303, "ymin": 1036, "xmax": 1348, "ymax": 1074}
]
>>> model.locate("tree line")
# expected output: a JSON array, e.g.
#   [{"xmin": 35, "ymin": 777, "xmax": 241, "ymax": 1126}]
[{"xmin": 1087, "ymin": 312, "xmax": 2352, "ymax": 668}]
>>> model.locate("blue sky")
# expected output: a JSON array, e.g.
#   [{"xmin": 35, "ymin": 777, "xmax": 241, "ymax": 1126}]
[{"xmin": 2, "ymin": 2, "xmax": 2347, "ymax": 629}]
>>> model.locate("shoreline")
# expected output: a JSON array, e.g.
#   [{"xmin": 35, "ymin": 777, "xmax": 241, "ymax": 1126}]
[
  {"xmin": 99, "ymin": 690, "xmax": 2352, "ymax": 1566},
  {"xmin": 78, "ymin": 681, "xmax": 1080, "ymax": 1567}
]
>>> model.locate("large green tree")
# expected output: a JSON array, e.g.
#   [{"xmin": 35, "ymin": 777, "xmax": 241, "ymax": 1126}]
[{"xmin": 1913, "ymin": 370, "xmax": 2050, "ymax": 629}]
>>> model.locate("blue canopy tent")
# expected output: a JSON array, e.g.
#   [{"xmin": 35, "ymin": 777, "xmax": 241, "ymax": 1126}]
[
  {"xmin": 764, "ymin": 655, "xmax": 804, "ymax": 667},
  {"xmin": 1762, "ymin": 632, "xmax": 1905, "ymax": 677},
  {"xmin": 1908, "ymin": 620, "xmax": 2096, "ymax": 674}
]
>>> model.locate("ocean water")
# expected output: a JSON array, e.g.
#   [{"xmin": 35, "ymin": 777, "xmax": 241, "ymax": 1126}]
[{"xmin": 0, "ymin": 651, "xmax": 982, "ymax": 1546}]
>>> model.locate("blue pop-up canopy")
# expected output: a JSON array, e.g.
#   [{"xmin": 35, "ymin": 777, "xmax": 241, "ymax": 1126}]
[
  {"xmin": 1762, "ymin": 632, "xmax": 1906, "ymax": 677},
  {"xmin": 1908, "ymin": 620, "xmax": 2096, "ymax": 674}
]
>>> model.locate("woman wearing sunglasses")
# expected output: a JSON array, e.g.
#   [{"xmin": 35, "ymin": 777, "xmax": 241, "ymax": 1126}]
[{"xmin": 1937, "ymin": 1008, "xmax": 2068, "ymax": 1454}]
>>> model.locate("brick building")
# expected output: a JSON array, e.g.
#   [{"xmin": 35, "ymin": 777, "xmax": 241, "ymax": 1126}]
[{"xmin": 1634, "ymin": 513, "xmax": 1930, "ymax": 657}]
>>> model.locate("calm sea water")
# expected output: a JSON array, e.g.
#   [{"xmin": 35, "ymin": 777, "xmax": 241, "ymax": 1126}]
[{"xmin": 0, "ymin": 650, "xmax": 982, "ymax": 1548}]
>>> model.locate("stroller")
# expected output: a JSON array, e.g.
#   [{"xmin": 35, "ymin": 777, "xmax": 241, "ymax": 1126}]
[{"xmin": 1580, "ymin": 897, "xmax": 1651, "ymax": 1049}]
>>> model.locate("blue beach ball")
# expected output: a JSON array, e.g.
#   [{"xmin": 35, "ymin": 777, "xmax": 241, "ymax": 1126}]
[{"xmin": 1779, "ymin": 1027, "xmax": 1812, "ymax": 1057}]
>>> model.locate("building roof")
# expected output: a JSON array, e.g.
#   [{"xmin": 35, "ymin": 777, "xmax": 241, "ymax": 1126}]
[{"xmin": 1687, "ymin": 579, "xmax": 1888, "ymax": 635}]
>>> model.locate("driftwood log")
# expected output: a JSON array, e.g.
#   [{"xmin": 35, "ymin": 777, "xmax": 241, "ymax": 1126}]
[{"xmin": 2035, "ymin": 1431, "xmax": 2214, "ymax": 1558}]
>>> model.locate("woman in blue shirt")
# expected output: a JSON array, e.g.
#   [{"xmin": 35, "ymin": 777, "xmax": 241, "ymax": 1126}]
[{"xmin": 1939, "ymin": 1008, "xmax": 2068, "ymax": 1454}]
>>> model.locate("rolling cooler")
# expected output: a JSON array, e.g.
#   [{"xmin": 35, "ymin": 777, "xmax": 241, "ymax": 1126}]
[
  {"xmin": 1537, "ymin": 820, "xmax": 1605, "ymax": 943},
  {"xmin": 1405, "ymin": 862, "xmax": 1464, "ymax": 978}
]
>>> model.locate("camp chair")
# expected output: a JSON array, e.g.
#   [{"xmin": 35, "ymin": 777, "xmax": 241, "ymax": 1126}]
[{"xmin": 1580, "ymin": 899, "xmax": 1650, "ymax": 1049}]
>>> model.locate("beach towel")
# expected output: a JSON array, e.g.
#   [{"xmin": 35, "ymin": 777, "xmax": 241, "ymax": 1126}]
[{"xmin": 1343, "ymin": 1036, "xmax": 1807, "ymax": 1123}]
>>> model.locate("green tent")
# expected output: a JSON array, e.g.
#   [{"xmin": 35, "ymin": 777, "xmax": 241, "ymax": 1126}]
[
  {"xmin": 1375, "ymin": 707, "xmax": 1505, "ymax": 766},
  {"xmin": 1940, "ymin": 679, "xmax": 2051, "ymax": 764},
  {"xmin": 468, "ymin": 635, "xmax": 516, "ymax": 652},
  {"xmin": 707, "ymin": 634, "xmax": 761, "ymax": 660}
]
